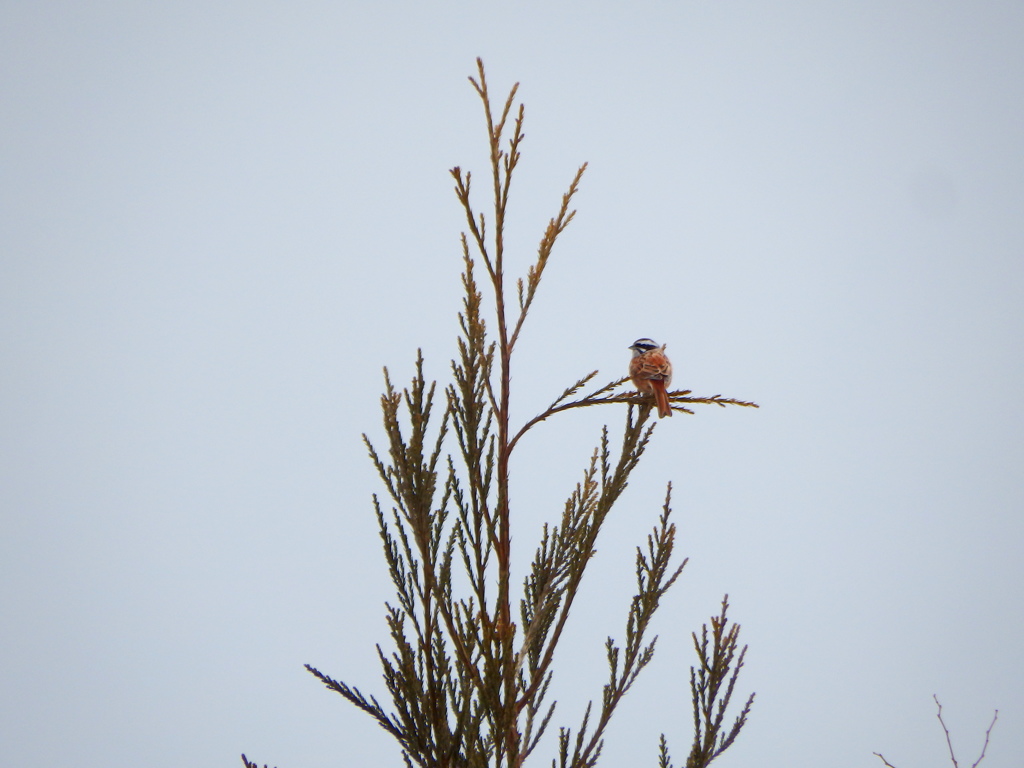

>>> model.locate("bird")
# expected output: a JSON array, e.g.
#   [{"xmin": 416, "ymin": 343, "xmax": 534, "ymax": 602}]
[{"xmin": 628, "ymin": 338, "xmax": 673, "ymax": 418}]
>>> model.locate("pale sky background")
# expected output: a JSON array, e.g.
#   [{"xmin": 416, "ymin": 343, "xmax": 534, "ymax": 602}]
[{"xmin": 2, "ymin": 2, "xmax": 1022, "ymax": 767}]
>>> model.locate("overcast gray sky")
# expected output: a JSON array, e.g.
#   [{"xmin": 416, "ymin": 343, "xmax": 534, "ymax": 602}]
[{"xmin": 2, "ymin": 2, "xmax": 1022, "ymax": 767}]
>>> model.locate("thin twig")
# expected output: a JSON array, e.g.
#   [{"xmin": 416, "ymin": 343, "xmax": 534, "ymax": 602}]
[
  {"xmin": 935, "ymin": 695, "xmax": 960, "ymax": 768},
  {"xmin": 507, "ymin": 378, "xmax": 758, "ymax": 456},
  {"xmin": 935, "ymin": 695, "xmax": 999, "ymax": 768},
  {"xmin": 971, "ymin": 709, "xmax": 999, "ymax": 768}
]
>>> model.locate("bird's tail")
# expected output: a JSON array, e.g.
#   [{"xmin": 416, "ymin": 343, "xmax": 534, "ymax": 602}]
[{"xmin": 652, "ymin": 380, "xmax": 673, "ymax": 418}]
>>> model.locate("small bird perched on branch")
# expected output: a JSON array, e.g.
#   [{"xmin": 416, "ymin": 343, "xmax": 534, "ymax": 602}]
[{"xmin": 628, "ymin": 338, "xmax": 674, "ymax": 418}]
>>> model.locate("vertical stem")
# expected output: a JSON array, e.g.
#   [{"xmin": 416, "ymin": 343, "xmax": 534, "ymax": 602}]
[
  {"xmin": 495, "ymin": 127, "xmax": 519, "ymax": 768},
  {"xmin": 474, "ymin": 56, "xmax": 518, "ymax": 765}
]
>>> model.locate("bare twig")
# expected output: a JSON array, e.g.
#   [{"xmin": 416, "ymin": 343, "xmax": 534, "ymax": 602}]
[
  {"xmin": 875, "ymin": 697, "xmax": 999, "ymax": 768},
  {"xmin": 240, "ymin": 754, "xmax": 277, "ymax": 768},
  {"xmin": 935, "ymin": 694, "xmax": 999, "ymax": 768},
  {"xmin": 971, "ymin": 709, "xmax": 999, "ymax": 768}
]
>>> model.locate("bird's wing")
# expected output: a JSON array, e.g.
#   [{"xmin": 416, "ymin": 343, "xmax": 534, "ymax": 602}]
[{"xmin": 635, "ymin": 355, "xmax": 672, "ymax": 381}]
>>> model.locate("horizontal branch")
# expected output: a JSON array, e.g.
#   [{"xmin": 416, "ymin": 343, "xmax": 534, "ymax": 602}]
[{"xmin": 507, "ymin": 377, "xmax": 759, "ymax": 455}]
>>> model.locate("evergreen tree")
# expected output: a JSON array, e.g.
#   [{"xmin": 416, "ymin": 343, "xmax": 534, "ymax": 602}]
[{"xmin": 244, "ymin": 59, "xmax": 757, "ymax": 768}]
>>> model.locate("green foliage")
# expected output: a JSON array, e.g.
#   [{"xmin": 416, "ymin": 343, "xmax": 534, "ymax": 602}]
[
  {"xmin": 681, "ymin": 597, "xmax": 754, "ymax": 768},
  {"xmin": 246, "ymin": 59, "xmax": 757, "ymax": 768},
  {"xmin": 654, "ymin": 598, "xmax": 753, "ymax": 768}
]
